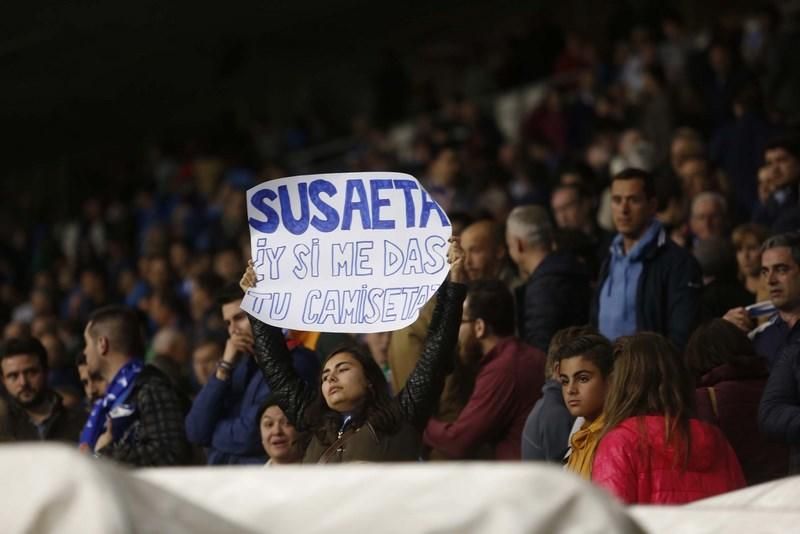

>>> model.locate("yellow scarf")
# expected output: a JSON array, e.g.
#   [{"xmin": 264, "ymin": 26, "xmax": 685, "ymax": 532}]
[{"xmin": 565, "ymin": 414, "xmax": 606, "ymax": 480}]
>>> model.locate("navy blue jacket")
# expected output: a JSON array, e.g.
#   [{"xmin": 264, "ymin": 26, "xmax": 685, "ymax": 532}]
[
  {"xmin": 185, "ymin": 347, "xmax": 319, "ymax": 465},
  {"xmin": 759, "ymin": 341, "xmax": 800, "ymax": 475},
  {"xmin": 752, "ymin": 315, "xmax": 800, "ymax": 370},
  {"xmin": 516, "ymin": 252, "xmax": 591, "ymax": 354},
  {"xmin": 591, "ymin": 226, "xmax": 702, "ymax": 350}
]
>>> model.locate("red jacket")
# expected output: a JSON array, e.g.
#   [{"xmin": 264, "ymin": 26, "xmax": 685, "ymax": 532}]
[
  {"xmin": 423, "ymin": 337, "xmax": 545, "ymax": 460},
  {"xmin": 695, "ymin": 360, "xmax": 788, "ymax": 485},
  {"xmin": 592, "ymin": 415, "xmax": 745, "ymax": 504}
]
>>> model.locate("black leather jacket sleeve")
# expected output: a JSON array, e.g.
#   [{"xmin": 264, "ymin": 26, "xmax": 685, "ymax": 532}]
[
  {"xmin": 249, "ymin": 316, "xmax": 315, "ymax": 431},
  {"xmin": 396, "ymin": 280, "xmax": 466, "ymax": 431}
]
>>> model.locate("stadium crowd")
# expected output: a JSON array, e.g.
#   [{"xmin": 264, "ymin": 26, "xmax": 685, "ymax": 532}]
[{"xmin": 2, "ymin": 3, "xmax": 800, "ymax": 505}]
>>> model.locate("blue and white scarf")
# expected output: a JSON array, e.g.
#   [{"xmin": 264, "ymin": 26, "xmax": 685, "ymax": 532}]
[{"xmin": 79, "ymin": 359, "xmax": 144, "ymax": 449}]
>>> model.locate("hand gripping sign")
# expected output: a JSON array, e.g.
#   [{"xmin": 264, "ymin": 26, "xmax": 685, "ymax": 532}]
[{"xmin": 242, "ymin": 172, "xmax": 452, "ymax": 333}]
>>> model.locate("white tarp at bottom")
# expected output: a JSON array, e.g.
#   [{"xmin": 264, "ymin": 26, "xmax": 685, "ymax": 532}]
[{"xmin": 1, "ymin": 443, "xmax": 799, "ymax": 533}]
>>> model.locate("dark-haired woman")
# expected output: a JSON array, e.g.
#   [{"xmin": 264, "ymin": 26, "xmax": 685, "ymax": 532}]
[
  {"xmin": 592, "ymin": 333, "xmax": 745, "ymax": 504},
  {"xmin": 686, "ymin": 319, "xmax": 788, "ymax": 484},
  {"xmin": 240, "ymin": 242, "xmax": 466, "ymax": 463}
]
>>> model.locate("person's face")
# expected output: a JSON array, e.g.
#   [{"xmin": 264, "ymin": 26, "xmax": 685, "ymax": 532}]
[
  {"xmin": 214, "ymin": 251, "xmax": 242, "ymax": 282},
  {"xmin": 610, "ymin": 178, "xmax": 657, "ymax": 239},
  {"xmin": 762, "ymin": 247, "xmax": 800, "ymax": 312},
  {"xmin": 559, "ymin": 355, "xmax": 607, "ymax": 422},
  {"xmin": 678, "ymin": 159, "xmax": 712, "ymax": 198},
  {"xmin": 260, "ymin": 405, "xmax": 302, "ymax": 464},
  {"xmin": 758, "ymin": 165, "xmax": 775, "ymax": 204},
  {"xmin": 461, "ymin": 223, "xmax": 502, "ymax": 281},
  {"xmin": 457, "ymin": 298, "xmax": 483, "ymax": 365},
  {"xmin": 147, "ymin": 259, "xmax": 170, "ymax": 290},
  {"xmin": 321, "ymin": 353, "xmax": 369, "ymax": 413},
  {"xmin": 221, "ymin": 300, "xmax": 252, "ymax": 338},
  {"xmin": 82, "ymin": 323, "xmax": 104, "ymax": 375},
  {"xmin": 1, "ymin": 354, "xmax": 47, "ymax": 408},
  {"xmin": 169, "ymin": 243, "xmax": 190, "ymax": 273},
  {"xmin": 193, "ymin": 343, "xmax": 222, "ymax": 386},
  {"xmin": 551, "ymin": 188, "xmax": 587, "ymax": 230},
  {"xmin": 690, "ymin": 199, "xmax": 725, "ymax": 240},
  {"xmin": 78, "ymin": 363, "xmax": 107, "ymax": 403},
  {"xmin": 765, "ymin": 148, "xmax": 800, "ymax": 190},
  {"xmin": 190, "ymin": 286, "xmax": 212, "ymax": 319},
  {"xmin": 670, "ymin": 137, "xmax": 699, "ymax": 174},
  {"xmin": 430, "ymin": 149, "xmax": 460, "ymax": 186},
  {"xmin": 148, "ymin": 297, "xmax": 171, "ymax": 327},
  {"xmin": 363, "ymin": 332, "xmax": 391, "ymax": 367},
  {"xmin": 736, "ymin": 234, "xmax": 762, "ymax": 278}
]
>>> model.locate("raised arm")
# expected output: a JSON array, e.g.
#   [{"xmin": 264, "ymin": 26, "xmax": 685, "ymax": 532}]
[
  {"xmin": 397, "ymin": 239, "xmax": 466, "ymax": 430},
  {"xmin": 241, "ymin": 264, "xmax": 315, "ymax": 431}
]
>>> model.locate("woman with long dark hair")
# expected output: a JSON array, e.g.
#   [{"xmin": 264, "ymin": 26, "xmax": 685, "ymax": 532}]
[
  {"xmin": 240, "ymin": 241, "xmax": 466, "ymax": 463},
  {"xmin": 591, "ymin": 332, "xmax": 745, "ymax": 504}
]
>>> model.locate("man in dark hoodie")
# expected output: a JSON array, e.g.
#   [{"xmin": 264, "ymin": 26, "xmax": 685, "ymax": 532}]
[{"xmin": 506, "ymin": 205, "xmax": 591, "ymax": 353}]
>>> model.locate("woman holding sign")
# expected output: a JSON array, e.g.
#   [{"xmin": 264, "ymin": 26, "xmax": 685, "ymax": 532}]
[{"xmin": 240, "ymin": 240, "xmax": 466, "ymax": 463}]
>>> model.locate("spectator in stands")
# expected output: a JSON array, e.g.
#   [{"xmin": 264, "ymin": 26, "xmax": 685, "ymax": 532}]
[
  {"xmin": 732, "ymin": 223, "xmax": 769, "ymax": 298},
  {"xmin": 557, "ymin": 333, "xmax": 614, "ymax": 479},
  {"xmin": 76, "ymin": 352, "xmax": 107, "ymax": 407},
  {"xmin": 185, "ymin": 283, "xmax": 318, "ymax": 464},
  {"xmin": 592, "ymin": 168, "xmax": 702, "ymax": 349},
  {"xmin": 39, "ymin": 331, "xmax": 82, "ymax": 408},
  {"xmin": 259, "ymin": 395, "xmax": 306, "ymax": 466},
  {"xmin": 724, "ymin": 232, "xmax": 800, "ymax": 369},
  {"xmin": 689, "ymin": 192, "xmax": 728, "ymax": 242},
  {"xmin": 506, "ymin": 205, "xmax": 591, "ymax": 353},
  {"xmin": 0, "ymin": 337, "xmax": 85, "ymax": 443},
  {"xmin": 753, "ymin": 137, "xmax": 800, "ymax": 229},
  {"xmin": 191, "ymin": 338, "xmax": 223, "ymax": 388},
  {"xmin": 188, "ymin": 271, "xmax": 226, "ymax": 344},
  {"xmin": 81, "ymin": 305, "xmax": 191, "ymax": 466},
  {"xmin": 677, "ymin": 156, "xmax": 725, "ymax": 207},
  {"xmin": 522, "ymin": 326, "xmax": 593, "ymax": 462},
  {"xmin": 460, "ymin": 219, "xmax": 512, "ymax": 286},
  {"xmin": 759, "ymin": 333, "xmax": 800, "ymax": 475},
  {"xmin": 243, "ymin": 242, "xmax": 465, "ymax": 463},
  {"xmin": 424, "ymin": 145, "xmax": 468, "ymax": 214},
  {"xmin": 592, "ymin": 333, "xmax": 745, "ymax": 504},
  {"xmin": 686, "ymin": 319, "xmax": 787, "ymax": 485},
  {"xmin": 424, "ymin": 280, "xmax": 545, "ymax": 460},
  {"xmin": 551, "ymin": 183, "xmax": 613, "ymax": 268},
  {"xmin": 150, "ymin": 327, "xmax": 193, "ymax": 396},
  {"xmin": 387, "ymin": 218, "xmax": 505, "ymax": 432},
  {"xmin": 693, "ymin": 238, "xmax": 754, "ymax": 321}
]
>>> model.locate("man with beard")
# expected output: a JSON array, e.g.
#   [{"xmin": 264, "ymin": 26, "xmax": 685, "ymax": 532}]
[
  {"xmin": 423, "ymin": 280, "xmax": 546, "ymax": 459},
  {"xmin": 1, "ymin": 337, "xmax": 85, "ymax": 442},
  {"xmin": 76, "ymin": 352, "xmax": 107, "ymax": 408}
]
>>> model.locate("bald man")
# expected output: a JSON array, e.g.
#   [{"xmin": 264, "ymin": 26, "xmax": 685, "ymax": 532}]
[{"xmin": 461, "ymin": 220, "xmax": 508, "ymax": 283}]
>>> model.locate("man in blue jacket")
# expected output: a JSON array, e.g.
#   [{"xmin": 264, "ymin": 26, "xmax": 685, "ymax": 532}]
[
  {"xmin": 185, "ymin": 282, "xmax": 318, "ymax": 464},
  {"xmin": 591, "ymin": 168, "xmax": 702, "ymax": 350}
]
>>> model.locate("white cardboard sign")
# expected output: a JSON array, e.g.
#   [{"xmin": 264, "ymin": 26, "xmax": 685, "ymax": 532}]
[{"xmin": 242, "ymin": 172, "xmax": 451, "ymax": 332}]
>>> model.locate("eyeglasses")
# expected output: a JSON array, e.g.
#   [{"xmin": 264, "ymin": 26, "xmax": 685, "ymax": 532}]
[{"xmin": 461, "ymin": 318, "xmax": 475, "ymax": 324}]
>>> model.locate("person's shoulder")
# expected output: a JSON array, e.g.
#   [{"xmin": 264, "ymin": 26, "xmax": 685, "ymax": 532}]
[
  {"xmin": 602, "ymin": 417, "xmax": 641, "ymax": 444},
  {"xmin": 654, "ymin": 237, "xmax": 695, "ymax": 263},
  {"xmin": 134, "ymin": 364, "xmax": 179, "ymax": 392}
]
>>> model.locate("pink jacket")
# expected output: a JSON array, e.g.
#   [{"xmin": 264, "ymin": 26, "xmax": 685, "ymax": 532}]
[{"xmin": 592, "ymin": 415, "xmax": 745, "ymax": 504}]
